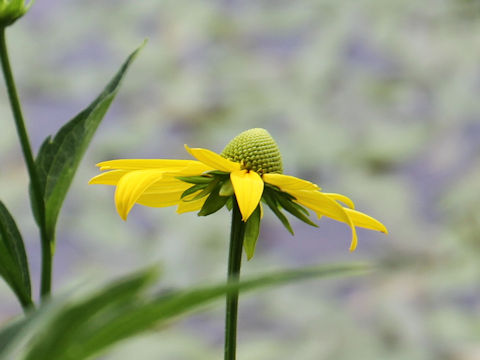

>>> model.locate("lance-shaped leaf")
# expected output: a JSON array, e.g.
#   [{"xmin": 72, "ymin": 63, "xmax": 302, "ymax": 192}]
[
  {"xmin": 244, "ymin": 205, "xmax": 261, "ymax": 260},
  {"xmin": 33, "ymin": 42, "xmax": 146, "ymax": 239},
  {"xmin": 262, "ymin": 190, "xmax": 293, "ymax": 235},
  {"xmin": 0, "ymin": 201, "xmax": 31, "ymax": 308},
  {"xmin": 198, "ymin": 182, "xmax": 229, "ymax": 216},
  {"xmin": 0, "ymin": 263, "xmax": 369, "ymax": 360}
]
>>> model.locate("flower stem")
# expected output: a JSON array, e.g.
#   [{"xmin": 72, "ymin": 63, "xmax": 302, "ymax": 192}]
[
  {"xmin": 0, "ymin": 28, "xmax": 52, "ymax": 300},
  {"xmin": 224, "ymin": 198, "xmax": 246, "ymax": 360}
]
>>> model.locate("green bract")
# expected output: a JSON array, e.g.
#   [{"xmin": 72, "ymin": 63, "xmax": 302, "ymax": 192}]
[
  {"xmin": 221, "ymin": 128, "xmax": 283, "ymax": 174},
  {"xmin": 0, "ymin": 0, "xmax": 33, "ymax": 27},
  {"xmin": 178, "ymin": 170, "xmax": 317, "ymax": 259}
]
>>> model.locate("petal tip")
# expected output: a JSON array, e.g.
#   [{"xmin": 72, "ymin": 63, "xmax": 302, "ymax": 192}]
[
  {"xmin": 184, "ymin": 144, "xmax": 192, "ymax": 154},
  {"xmin": 116, "ymin": 205, "xmax": 129, "ymax": 221},
  {"xmin": 377, "ymin": 221, "xmax": 388, "ymax": 234}
]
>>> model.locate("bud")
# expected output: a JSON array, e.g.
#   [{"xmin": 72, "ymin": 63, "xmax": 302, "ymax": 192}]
[
  {"xmin": 0, "ymin": 0, "xmax": 33, "ymax": 28},
  {"xmin": 221, "ymin": 128, "xmax": 283, "ymax": 174}
]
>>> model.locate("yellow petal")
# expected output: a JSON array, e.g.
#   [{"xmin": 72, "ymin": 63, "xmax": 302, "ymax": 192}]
[
  {"xmin": 262, "ymin": 173, "xmax": 320, "ymax": 191},
  {"xmin": 88, "ymin": 170, "xmax": 128, "ymax": 185},
  {"xmin": 97, "ymin": 159, "xmax": 202, "ymax": 171},
  {"xmin": 142, "ymin": 179, "xmax": 191, "ymax": 194},
  {"xmin": 184, "ymin": 145, "xmax": 241, "ymax": 173},
  {"xmin": 114, "ymin": 169, "xmax": 170, "ymax": 220},
  {"xmin": 231, "ymin": 170, "xmax": 264, "ymax": 221},
  {"xmin": 176, "ymin": 197, "xmax": 208, "ymax": 214},
  {"xmin": 291, "ymin": 190, "xmax": 358, "ymax": 251},
  {"xmin": 174, "ymin": 162, "xmax": 214, "ymax": 175},
  {"xmin": 136, "ymin": 191, "xmax": 184, "ymax": 207},
  {"xmin": 324, "ymin": 193, "xmax": 355, "ymax": 209},
  {"xmin": 344, "ymin": 208, "xmax": 388, "ymax": 234}
]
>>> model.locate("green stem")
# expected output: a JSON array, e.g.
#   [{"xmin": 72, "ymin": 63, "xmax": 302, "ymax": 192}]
[
  {"xmin": 0, "ymin": 28, "xmax": 52, "ymax": 299},
  {"xmin": 19, "ymin": 292, "xmax": 34, "ymax": 313},
  {"xmin": 224, "ymin": 199, "xmax": 246, "ymax": 360}
]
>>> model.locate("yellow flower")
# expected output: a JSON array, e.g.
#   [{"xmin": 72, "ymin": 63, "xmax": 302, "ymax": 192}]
[{"xmin": 89, "ymin": 128, "xmax": 387, "ymax": 253}]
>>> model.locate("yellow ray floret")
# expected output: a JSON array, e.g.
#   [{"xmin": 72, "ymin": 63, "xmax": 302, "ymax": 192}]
[
  {"xmin": 115, "ymin": 169, "xmax": 177, "ymax": 220},
  {"xmin": 344, "ymin": 208, "xmax": 388, "ymax": 234},
  {"xmin": 96, "ymin": 159, "xmax": 202, "ymax": 171},
  {"xmin": 176, "ymin": 197, "xmax": 208, "ymax": 214},
  {"xmin": 230, "ymin": 170, "xmax": 264, "ymax": 221},
  {"xmin": 185, "ymin": 145, "xmax": 241, "ymax": 173},
  {"xmin": 288, "ymin": 189, "xmax": 358, "ymax": 251},
  {"xmin": 89, "ymin": 170, "xmax": 129, "ymax": 186},
  {"xmin": 323, "ymin": 193, "xmax": 355, "ymax": 209},
  {"xmin": 136, "ymin": 191, "xmax": 186, "ymax": 208},
  {"xmin": 263, "ymin": 173, "xmax": 320, "ymax": 191}
]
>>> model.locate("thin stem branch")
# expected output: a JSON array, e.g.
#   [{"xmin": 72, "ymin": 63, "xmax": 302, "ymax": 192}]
[
  {"xmin": 0, "ymin": 28, "xmax": 52, "ymax": 299},
  {"xmin": 224, "ymin": 199, "xmax": 246, "ymax": 360}
]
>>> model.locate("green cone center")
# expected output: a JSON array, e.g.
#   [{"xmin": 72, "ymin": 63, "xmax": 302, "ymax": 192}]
[{"xmin": 221, "ymin": 128, "xmax": 283, "ymax": 174}]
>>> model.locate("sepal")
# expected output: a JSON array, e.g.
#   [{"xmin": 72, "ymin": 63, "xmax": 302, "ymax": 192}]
[
  {"xmin": 244, "ymin": 205, "xmax": 261, "ymax": 260},
  {"xmin": 197, "ymin": 183, "xmax": 229, "ymax": 216}
]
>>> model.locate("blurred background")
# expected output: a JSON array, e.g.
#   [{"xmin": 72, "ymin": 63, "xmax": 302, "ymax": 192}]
[{"xmin": 1, "ymin": 0, "xmax": 480, "ymax": 359}]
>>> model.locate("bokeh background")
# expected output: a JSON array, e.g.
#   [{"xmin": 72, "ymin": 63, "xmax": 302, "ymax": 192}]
[{"xmin": 1, "ymin": 0, "xmax": 480, "ymax": 359}]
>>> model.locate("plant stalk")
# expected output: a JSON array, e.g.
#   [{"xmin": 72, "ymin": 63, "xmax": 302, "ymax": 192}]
[
  {"xmin": 0, "ymin": 28, "xmax": 52, "ymax": 299},
  {"xmin": 224, "ymin": 199, "xmax": 246, "ymax": 360}
]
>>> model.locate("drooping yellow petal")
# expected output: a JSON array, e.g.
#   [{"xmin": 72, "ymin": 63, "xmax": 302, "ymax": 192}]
[
  {"xmin": 288, "ymin": 190, "xmax": 344, "ymax": 220},
  {"xmin": 291, "ymin": 190, "xmax": 358, "ymax": 251},
  {"xmin": 114, "ymin": 169, "xmax": 169, "ymax": 220},
  {"xmin": 176, "ymin": 197, "xmax": 208, "ymax": 214},
  {"xmin": 184, "ymin": 145, "xmax": 241, "ymax": 173},
  {"xmin": 142, "ymin": 179, "xmax": 191, "ymax": 194},
  {"xmin": 230, "ymin": 170, "xmax": 264, "ymax": 221},
  {"xmin": 324, "ymin": 193, "xmax": 355, "ymax": 209},
  {"xmin": 263, "ymin": 173, "xmax": 320, "ymax": 191},
  {"xmin": 88, "ymin": 170, "xmax": 128, "ymax": 185},
  {"xmin": 344, "ymin": 208, "xmax": 387, "ymax": 234},
  {"xmin": 136, "ymin": 191, "xmax": 185, "ymax": 207},
  {"xmin": 173, "ymin": 161, "xmax": 215, "ymax": 176},
  {"xmin": 97, "ymin": 159, "xmax": 202, "ymax": 171}
]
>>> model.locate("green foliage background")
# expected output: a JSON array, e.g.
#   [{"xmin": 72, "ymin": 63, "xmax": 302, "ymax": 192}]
[{"xmin": 1, "ymin": 0, "xmax": 480, "ymax": 359}]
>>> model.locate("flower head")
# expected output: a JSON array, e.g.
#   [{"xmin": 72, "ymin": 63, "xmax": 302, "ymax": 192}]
[
  {"xmin": 90, "ymin": 128, "xmax": 387, "ymax": 257},
  {"xmin": 0, "ymin": 0, "xmax": 33, "ymax": 28}
]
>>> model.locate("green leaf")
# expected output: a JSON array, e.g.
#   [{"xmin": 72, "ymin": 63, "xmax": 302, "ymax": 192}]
[
  {"xmin": 244, "ymin": 205, "xmax": 261, "ymax": 260},
  {"xmin": 276, "ymin": 194, "xmax": 318, "ymax": 228},
  {"xmin": 0, "ymin": 318, "xmax": 28, "ymax": 358},
  {"xmin": 0, "ymin": 263, "xmax": 369, "ymax": 360},
  {"xmin": 262, "ymin": 192, "xmax": 294, "ymax": 235},
  {"xmin": 176, "ymin": 175, "xmax": 214, "ymax": 184},
  {"xmin": 197, "ymin": 183, "xmax": 229, "ymax": 216},
  {"xmin": 0, "ymin": 201, "xmax": 32, "ymax": 308},
  {"xmin": 180, "ymin": 183, "xmax": 208, "ymax": 199},
  {"xmin": 206, "ymin": 170, "xmax": 230, "ymax": 177},
  {"xmin": 183, "ymin": 179, "xmax": 219, "ymax": 202},
  {"xmin": 276, "ymin": 190, "xmax": 309, "ymax": 216},
  {"xmin": 32, "ymin": 42, "xmax": 146, "ymax": 239},
  {"xmin": 225, "ymin": 196, "xmax": 233, "ymax": 211},
  {"xmin": 0, "ymin": 269, "xmax": 156, "ymax": 360}
]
